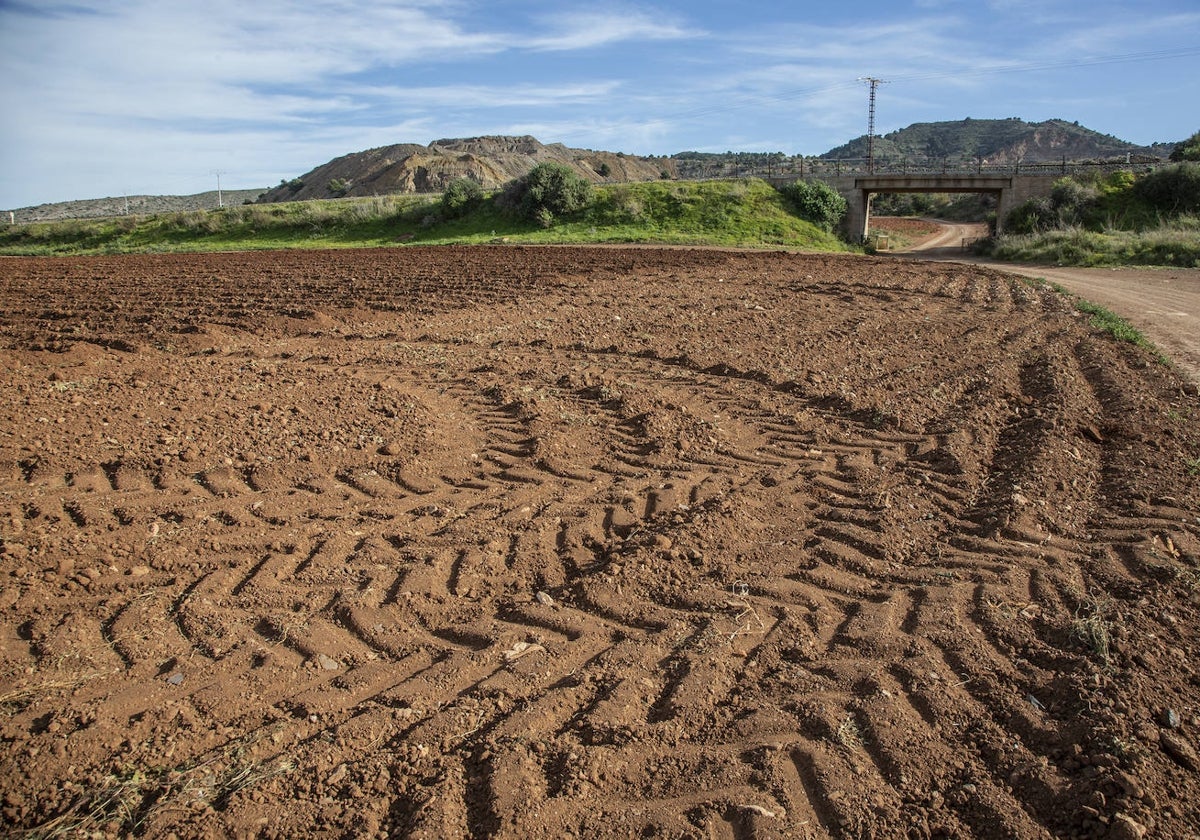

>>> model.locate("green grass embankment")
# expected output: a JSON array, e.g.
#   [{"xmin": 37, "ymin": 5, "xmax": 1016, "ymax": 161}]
[
  {"xmin": 986, "ymin": 221, "xmax": 1200, "ymax": 268},
  {"xmin": 0, "ymin": 179, "xmax": 848, "ymax": 256},
  {"xmin": 986, "ymin": 164, "xmax": 1200, "ymax": 267}
]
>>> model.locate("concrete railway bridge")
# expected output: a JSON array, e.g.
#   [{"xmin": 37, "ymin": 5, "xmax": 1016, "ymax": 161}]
[
  {"xmin": 769, "ymin": 172, "xmax": 1059, "ymax": 240},
  {"xmin": 753, "ymin": 160, "xmax": 1156, "ymax": 241},
  {"xmin": 823, "ymin": 173, "xmax": 1059, "ymax": 239}
]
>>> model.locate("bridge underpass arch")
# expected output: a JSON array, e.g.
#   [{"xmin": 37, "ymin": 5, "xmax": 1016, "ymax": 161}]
[
  {"xmin": 861, "ymin": 183, "xmax": 1003, "ymax": 244},
  {"xmin": 850, "ymin": 175, "xmax": 1070, "ymax": 243},
  {"xmin": 770, "ymin": 172, "xmax": 1061, "ymax": 244},
  {"xmin": 847, "ymin": 175, "xmax": 1016, "ymax": 243}
]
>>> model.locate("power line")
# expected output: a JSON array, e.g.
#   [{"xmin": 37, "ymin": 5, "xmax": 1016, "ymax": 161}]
[
  {"xmin": 692, "ymin": 46, "xmax": 1199, "ymax": 123},
  {"xmin": 550, "ymin": 44, "xmax": 1200, "ymax": 149},
  {"xmin": 889, "ymin": 45, "xmax": 1200, "ymax": 85}
]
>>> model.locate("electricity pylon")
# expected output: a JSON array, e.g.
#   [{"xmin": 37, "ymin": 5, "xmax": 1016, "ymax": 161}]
[{"xmin": 858, "ymin": 77, "xmax": 888, "ymax": 173}]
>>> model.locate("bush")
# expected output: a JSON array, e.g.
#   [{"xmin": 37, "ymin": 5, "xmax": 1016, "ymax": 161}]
[
  {"xmin": 1049, "ymin": 178, "xmax": 1100, "ymax": 227},
  {"xmin": 779, "ymin": 179, "xmax": 847, "ymax": 231},
  {"xmin": 440, "ymin": 178, "xmax": 483, "ymax": 219},
  {"xmin": 502, "ymin": 162, "xmax": 594, "ymax": 223},
  {"xmin": 1007, "ymin": 171, "xmax": 1145, "ymax": 233},
  {"xmin": 1132, "ymin": 163, "xmax": 1200, "ymax": 216},
  {"xmin": 1006, "ymin": 197, "xmax": 1054, "ymax": 234},
  {"xmin": 1170, "ymin": 129, "xmax": 1200, "ymax": 162}
]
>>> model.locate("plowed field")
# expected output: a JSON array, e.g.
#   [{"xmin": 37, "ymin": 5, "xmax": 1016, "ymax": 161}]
[{"xmin": 1, "ymin": 246, "xmax": 1199, "ymax": 839}]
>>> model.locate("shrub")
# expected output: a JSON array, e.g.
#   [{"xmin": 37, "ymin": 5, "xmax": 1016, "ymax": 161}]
[
  {"xmin": 1006, "ymin": 197, "xmax": 1054, "ymax": 234},
  {"xmin": 502, "ymin": 162, "xmax": 594, "ymax": 222},
  {"xmin": 440, "ymin": 178, "xmax": 484, "ymax": 219},
  {"xmin": 1169, "ymin": 129, "xmax": 1200, "ymax": 162},
  {"xmin": 1049, "ymin": 178, "xmax": 1100, "ymax": 227},
  {"xmin": 780, "ymin": 179, "xmax": 847, "ymax": 231},
  {"xmin": 327, "ymin": 178, "xmax": 352, "ymax": 196},
  {"xmin": 1132, "ymin": 163, "xmax": 1200, "ymax": 216}
]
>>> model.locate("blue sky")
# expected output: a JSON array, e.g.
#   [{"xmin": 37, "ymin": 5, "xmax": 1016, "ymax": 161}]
[{"xmin": 1, "ymin": 0, "xmax": 1198, "ymax": 208}]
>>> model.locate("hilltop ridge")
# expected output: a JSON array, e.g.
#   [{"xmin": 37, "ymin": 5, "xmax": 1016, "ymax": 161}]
[
  {"xmin": 255, "ymin": 135, "xmax": 675, "ymax": 203},
  {"xmin": 819, "ymin": 117, "xmax": 1174, "ymax": 163}
]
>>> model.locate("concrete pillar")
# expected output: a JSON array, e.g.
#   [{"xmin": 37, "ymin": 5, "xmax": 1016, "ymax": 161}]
[
  {"xmin": 990, "ymin": 187, "xmax": 1012, "ymax": 236},
  {"xmin": 843, "ymin": 188, "xmax": 869, "ymax": 243}
]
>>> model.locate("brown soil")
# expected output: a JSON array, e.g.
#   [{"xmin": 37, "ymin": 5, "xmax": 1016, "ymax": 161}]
[
  {"xmin": 1, "ymin": 246, "xmax": 1199, "ymax": 839},
  {"xmin": 965, "ymin": 263, "xmax": 1200, "ymax": 387},
  {"xmin": 889, "ymin": 219, "xmax": 1200, "ymax": 384}
]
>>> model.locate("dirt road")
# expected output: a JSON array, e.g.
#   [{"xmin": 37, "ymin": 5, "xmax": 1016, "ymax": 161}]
[
  {"xmin": 898, "ymin": 221, "xmax": 1200, "ymax": 384},
  {"xmin": 2, "ymin": 247, "xmax": 1199, "ymax": 838}
]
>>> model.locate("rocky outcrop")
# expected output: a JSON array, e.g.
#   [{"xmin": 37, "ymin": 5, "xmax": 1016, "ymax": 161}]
[{"xmin": 257, "ymin": 135, "xmax": 675, "ymax": 203}]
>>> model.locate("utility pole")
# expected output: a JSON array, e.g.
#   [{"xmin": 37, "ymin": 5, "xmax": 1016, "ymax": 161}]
[
  {"xmin": 858, "ymin": 77, "xmax": 888, "ymax": 173},
  {"xmin": 212, "ymin": 170, "xmax": 225, "ymax": 208}
]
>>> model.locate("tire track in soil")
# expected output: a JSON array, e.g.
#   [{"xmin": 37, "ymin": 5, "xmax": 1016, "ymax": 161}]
[{"xmin": 1, "ymin": 247, "xmax": 1198, "ymax": 839}]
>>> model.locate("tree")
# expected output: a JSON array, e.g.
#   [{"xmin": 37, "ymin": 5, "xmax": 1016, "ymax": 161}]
[
  {"xmin": 440, "ymin": 178, "xmax": 483, "ymax": 218},
  {"xmin": 780, "ymin": 179, "xmax": 847, "ymax": 231},
  {"xmin": 502, "ymin": 162, "xmax": 594, "ymax": 224},
  {"xmin": 1170, "ymin": 129, "xmax": 1200, "ymax": 162}
]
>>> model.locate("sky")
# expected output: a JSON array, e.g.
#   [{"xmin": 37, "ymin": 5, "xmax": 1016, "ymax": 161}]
[{"xmin": 1, "ymin": 0, "xmax": 1198, "ymax": 209}]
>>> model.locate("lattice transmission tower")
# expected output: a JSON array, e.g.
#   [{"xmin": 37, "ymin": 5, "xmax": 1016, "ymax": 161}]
[{"xmin": 858, "ymin": 77, "xmax": 888, "ymax": 173}]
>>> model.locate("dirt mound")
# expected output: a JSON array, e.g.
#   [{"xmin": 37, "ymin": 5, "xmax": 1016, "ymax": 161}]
[
  {"xmin": 1, "ymin": 247, "xmax": 1198, "ymax": 838},
  {"xmin": 257, "ymin": 136, "xmax": 674, "ymax": 203}
]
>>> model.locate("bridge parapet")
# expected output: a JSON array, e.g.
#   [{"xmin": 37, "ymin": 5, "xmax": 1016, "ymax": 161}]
[{"xmin": 855, "ymin": 175, "xmax": 1013, "ymax": 192}]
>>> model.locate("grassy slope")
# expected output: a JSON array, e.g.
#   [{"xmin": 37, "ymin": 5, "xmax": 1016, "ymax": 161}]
[
  {"xmin": 987, "ymin": 166, "xmax": 1200, "ymax": 267},
  {"xmin": 0, "ymin": 179, "xmax": 848, "ymax": 256},
  {"xmin": 987, "ymin": 221, "xmax": 1200, "ymax": 267}
]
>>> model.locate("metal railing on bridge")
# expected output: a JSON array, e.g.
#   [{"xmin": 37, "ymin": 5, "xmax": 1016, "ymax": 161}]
[{"xmin": 676, "ymin": 155, "xmax": 1167, "ymax": 181}]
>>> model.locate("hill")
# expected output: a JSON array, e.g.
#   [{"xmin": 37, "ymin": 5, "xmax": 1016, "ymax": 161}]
[
  {"xmin": 256, "ymin": 135, "xmax": 675, "ymax": 203},
  {"xmin": 6, "ymin": 189, "xmax": 266, "ymax": 225},
  {"xmin": 668, "ymin": 119, "xmax": 1178, "ymax": 179},
  {"xmin": 819, "ymin": 117, "xmax": 1175, "ymax": 164},
  {"xmin": 0, "ymin": 178, "xmax": 846, "ymax": 256}
]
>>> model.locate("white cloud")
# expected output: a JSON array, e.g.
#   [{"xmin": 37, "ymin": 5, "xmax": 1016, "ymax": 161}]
[
  {"xmin": 339, "ymin": 80, "xmax": 624, "ymax": 110},
  {"xmin": 522, "ymin": 8, "xmax": 701, "ymax": 51}
]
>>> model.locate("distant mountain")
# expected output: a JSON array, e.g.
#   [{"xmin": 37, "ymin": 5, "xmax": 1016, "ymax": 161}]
[
  {"xmin": 6, "ymin": 189, "xmax": 266, "ymax": 224},
  {"xmin": 819, "ymin": 117, "xmax": 1175, "ymax": 164},
  {"xmin": 256, "ymin": 135, "xmax": 675, "ymax": 203}
]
